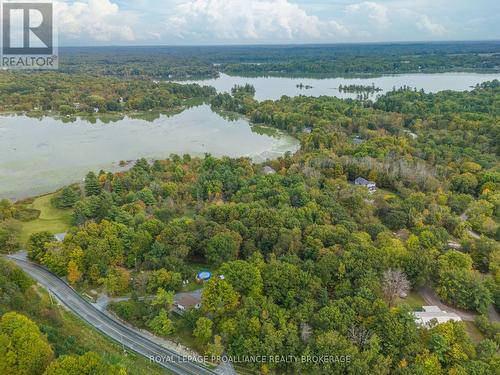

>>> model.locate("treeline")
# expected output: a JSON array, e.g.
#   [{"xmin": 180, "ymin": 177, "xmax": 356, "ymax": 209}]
[
  {"xmin": 339, "ymin": 83, "xmax": 382, "ymax": 93},
  {"xmin": 18, "ymin": 42, "xmax": 500, "ymax": 80},
  {"xmin": 0, "ymin": 71, "xmax": 216, "ymax": 114},
  {"xmin": 59, "ymin": 46, "xmax": 219, "ymax": 79},
  {"xmin": 221, "ymin": 52, "xmax": 500, "ymax": 76},
  {"xmin": 218, "ymin": 41, "xmax": 500, "ymax": 76}
]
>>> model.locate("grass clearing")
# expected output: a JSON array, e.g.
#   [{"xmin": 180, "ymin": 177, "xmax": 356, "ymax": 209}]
[
  {"xmin": 18, "ymin": 193, "xmax": 72, "ymax": 245},
  {"xmin": 397, "ymin": 291, "xmax": 426, "ymax": 310},
  {"xmin": 178, "ymin": 260, "xmax": 214, "ymax": 292}
]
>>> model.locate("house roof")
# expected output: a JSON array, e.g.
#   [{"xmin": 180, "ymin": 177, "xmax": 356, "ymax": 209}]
[
  {"xmin": 355, "ymin": 177, "xmax": 368, "ymax": 184},
  {"xmin": 415, "ymin": 312, "xmax": 461, "ymax": 319},
  {"xmin": 355, "ymin": 177, "xmax": 375, "ymax": 186},
  {"xmin": 422, "ymin": 306, "xmax": 441, "ymax": 312},
  {"xmin": 414, "ymin": 306, "xmax": 462, "ymax": 325},
  {"xmin": 174, "ymin": 291, "xmax": 202, "ymax": 309}
]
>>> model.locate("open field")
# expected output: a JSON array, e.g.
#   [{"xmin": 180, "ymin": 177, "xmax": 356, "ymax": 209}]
[
  {"xmin": 18, "ymin": 193, "xmax": 72, "ymax": 245},
  {"xmin": 399, "ymin": 291, "xmax": 426, "ymax": 310}
]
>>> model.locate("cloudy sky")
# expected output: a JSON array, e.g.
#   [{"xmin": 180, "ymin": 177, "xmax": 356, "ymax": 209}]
[{"xmin": 54, "ymin": 0, "xmax": 500, "ymax": 45}]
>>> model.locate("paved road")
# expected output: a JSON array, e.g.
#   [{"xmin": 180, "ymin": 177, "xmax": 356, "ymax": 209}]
[
  {"xmin": 419, "ymin": 286, "xmax": 477, "ymax": 321},
  {"xmin": 4, "ymin": 255, "xmax": 217, "ymax": 375}
]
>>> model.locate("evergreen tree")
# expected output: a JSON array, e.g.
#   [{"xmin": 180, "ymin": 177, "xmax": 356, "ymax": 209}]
[{"xmin": 84, "ymin": 172, "xmax": 101, "ymax": 196}]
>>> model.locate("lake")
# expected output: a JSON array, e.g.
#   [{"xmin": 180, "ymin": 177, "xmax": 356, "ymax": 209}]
[
  {"xmin": 0, "ymin": 105, "xmax": 299, "ymax": 200},
  {"xmin": 179, "ymin": 72, "xmax": 500, "ymax": 101},
  {"xmin": 3, "ymin": 72, "xmax": 499, "ymax": 200}
]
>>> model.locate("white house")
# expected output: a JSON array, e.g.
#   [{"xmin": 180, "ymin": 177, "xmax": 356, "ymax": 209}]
[
  {"xmin": 414, "ymin": 306, "xmax": 462, "ymax": 327},
  {"xmin": 355, "ymin": 177, "xmax": 376, "ymax": 193}
]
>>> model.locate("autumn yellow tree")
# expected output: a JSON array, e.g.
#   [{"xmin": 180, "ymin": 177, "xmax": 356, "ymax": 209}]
[
  {"xmin": 0, "ymin": 312, "xmax": 54, "ymax": 375},
  {"xmin": 43, "ymin": 352, "xmax": 126, "ymax": 375},
  {"xmin": 67, "ymin": 260, "xmax": 82, "ymax": 285}
]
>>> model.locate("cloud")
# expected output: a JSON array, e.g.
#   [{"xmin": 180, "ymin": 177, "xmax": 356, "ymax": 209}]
[
  {"xmin": 50, "ymin": 0, "xmax": 496, "ymax": 45},
  {"xmin": 55, "ymin": 0, "xmax": 137, "ymax": 42},
  {"xmin": 345, "ymin": 1, "xmax": 389, "ymax": 28},
  {"xmin": 165, "ymin": 0, "xmax": 349, "ymax": 42},
  {"xmin": 416, "ymin": 15, "xmax": 446, "ymax": 36}
]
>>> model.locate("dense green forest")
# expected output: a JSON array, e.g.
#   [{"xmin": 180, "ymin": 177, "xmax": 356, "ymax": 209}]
[
  {"xmin": 0, "ymin": 71, "xmax": 215, "ymax": 115},
  {"xmin": 1, "ymin": 79, "xmax": 497, "ymax": 374},
  {"xmin": 57, "ymin": 42, "xmax": 500, "ymax": 79},
  {"xmin": 0, "ymin": 42, "xmax": 497, "ymax": 115}
]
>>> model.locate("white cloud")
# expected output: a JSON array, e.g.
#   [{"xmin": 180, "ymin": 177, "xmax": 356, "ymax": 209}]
[
  {"xmin": 345, "ymin": 1, "xmax": 389, "ymax": 28},
  {"xmin": 50, "ymin": 0, "xmax": 495, "ymax": 45},
  {"xmin": 165, "ymin": 0, "xmax": 349, "ymax": 42},
  {"xmin": 328, "ymin": 21, "xmax": 350, "ymax": 37},
  {"xmin": 55, "ymin": 0, "xmax": 137, "ymax": 42},
  {"xmin": 416, "ymin": 15, "xmax": 446, "ymax": 36}
]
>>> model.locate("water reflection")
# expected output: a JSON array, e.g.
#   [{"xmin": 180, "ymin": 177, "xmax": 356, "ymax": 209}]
[{"xmin": 0, "ymin": 104, "xmax": 299, "ymax": 200}]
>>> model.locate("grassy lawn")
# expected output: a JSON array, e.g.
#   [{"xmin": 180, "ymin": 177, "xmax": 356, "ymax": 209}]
[
  {"xmin": 397, "ymin": 291, "xmax": 426, "ymax": 310},
  {"xmin": 374, "ymin": 188, "xmax": 399, "ymax": 201},
  {"xmin": 179, "ymin": 261, "xmax": 214, "ymax": 292},
  {"xmin": 18, "ymin": 193, "xmax": 72, "ymax": 245},
  {"xmin": 181, "ymin": 280, "xmax": 205, "ymax": 293}
]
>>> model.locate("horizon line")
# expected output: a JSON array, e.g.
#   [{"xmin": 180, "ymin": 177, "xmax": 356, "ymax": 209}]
[{"xmin": 57, "ymin": 39, "xmax": 500, "ymax": 49}]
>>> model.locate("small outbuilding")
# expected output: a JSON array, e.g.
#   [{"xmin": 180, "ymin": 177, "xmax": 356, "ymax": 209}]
[
  {"xmin": 414, "ymin": 306, "xmax": 462, "ymax": 327},
  {"xmin": 355, "ymin": 177, "xmax": 377, "ymax": 193}
]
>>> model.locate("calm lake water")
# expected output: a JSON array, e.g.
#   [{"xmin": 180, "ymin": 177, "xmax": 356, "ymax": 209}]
[
  {"xmin": 0, "ymin": 105, "xmax": 299, "ymax": 200},
  {"xmin": 180, "ymin": 73, "xmax": 500, "ymax": 101},
  {"xmin": 3, "ymin": 72, "xmax": 499, "ymax": 200}
]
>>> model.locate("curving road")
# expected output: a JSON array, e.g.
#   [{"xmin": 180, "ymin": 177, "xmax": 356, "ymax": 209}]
[{"xmin": 3, "ymin": 254, "xmax": 217, "ymax": 375}]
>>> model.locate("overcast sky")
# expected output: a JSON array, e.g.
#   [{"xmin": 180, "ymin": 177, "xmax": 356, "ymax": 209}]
[{"xmin": 54, "ymin": 0, "xmax": 500, "ymax": 45}]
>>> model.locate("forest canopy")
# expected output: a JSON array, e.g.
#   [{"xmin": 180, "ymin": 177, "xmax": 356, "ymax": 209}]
[{"xmin": 7, "ymin": 79, "xmax": 498, "ymax": 374}]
